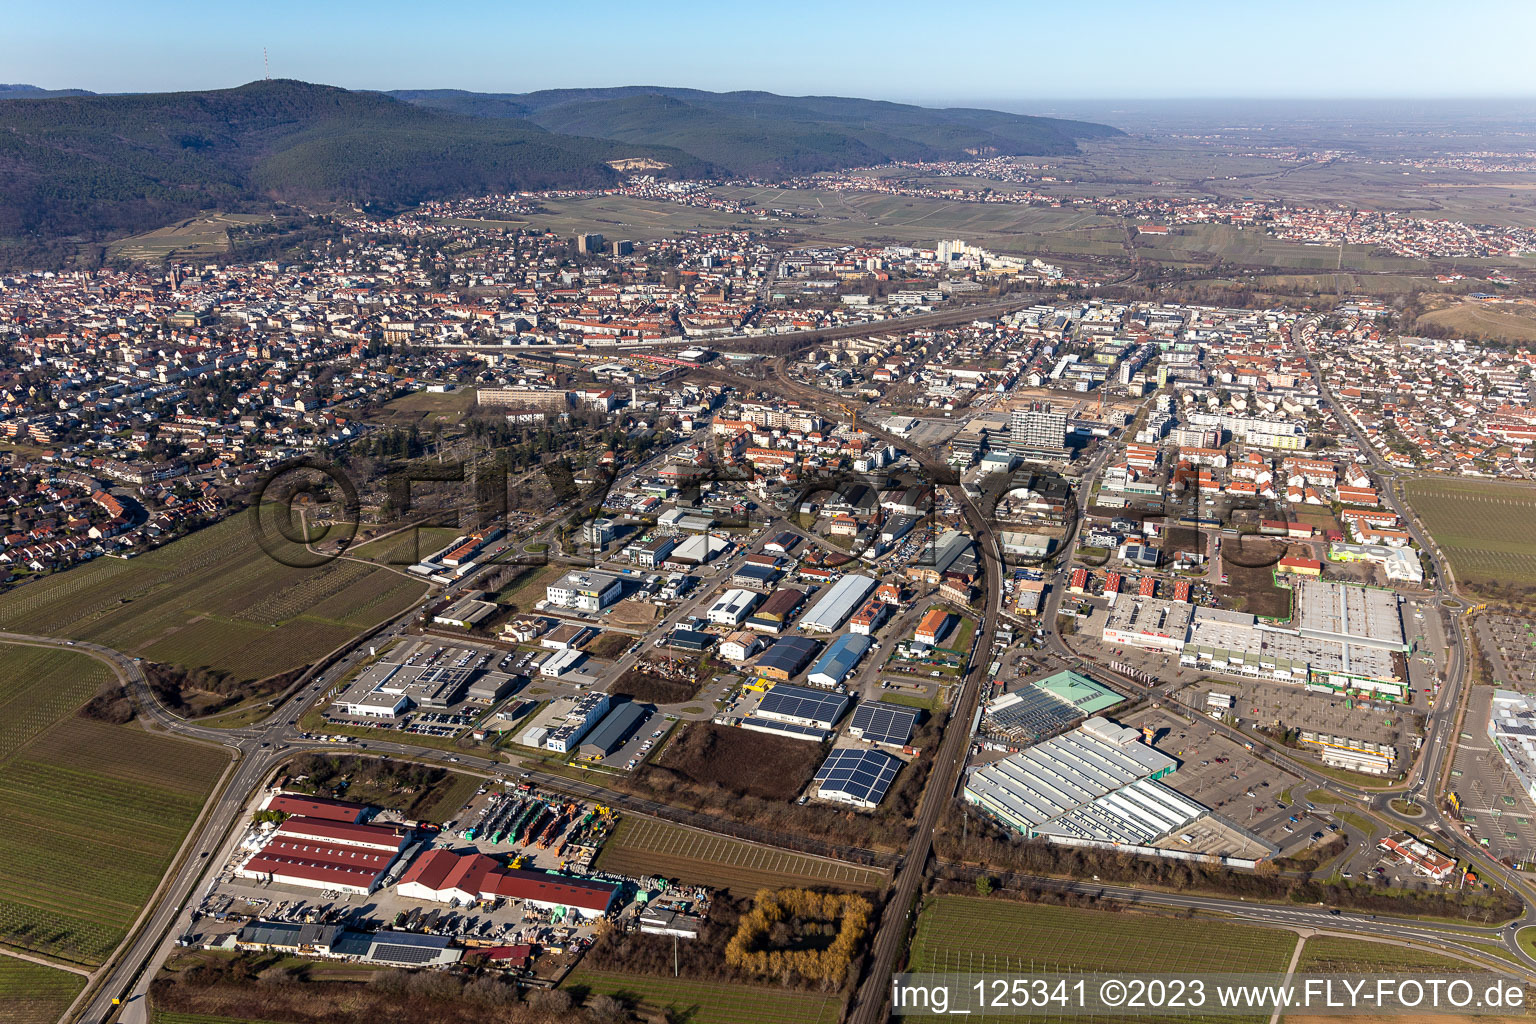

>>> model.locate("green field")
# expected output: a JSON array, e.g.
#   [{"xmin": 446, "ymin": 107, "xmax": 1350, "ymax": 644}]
[
  {"xmin": 908, "ymin": 896, "xmax": 1295, "ymax": 975},
  {"xmin": 594, "ymin": 816, "xmax": 887, "ymax": 893},
  {"xmin": 0, "ymin": 644, "xmax": 228, "ymax": 965},
  {"xmin": 1403, "ymin": 477, "xmax": 1536, "ymax": 590},
  {"xmin": 367, "ymin": 387, "xmax": 477, "ymax": 427},
  {"xmin": 0, "ymin": 512, "xmax": 428, "ymax": 682},
  {"xmin": 1296, "ymin": 934, "xmax": 1472, "ymax": 972},
  {"xmin": 0, "ymin": 956, "xmax": 87, "ymax": 1024},
  {"xmin": 566, "ymin": 968, "xmax": 843, "ymax": 1024}
]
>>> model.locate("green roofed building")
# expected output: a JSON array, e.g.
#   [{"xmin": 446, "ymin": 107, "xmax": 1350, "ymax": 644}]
[{"xmin": 1035, "ymin": 670, "xmax": 1124, "ymax": 715}]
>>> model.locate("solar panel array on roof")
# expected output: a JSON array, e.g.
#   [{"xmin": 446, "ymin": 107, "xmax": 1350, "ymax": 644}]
[
  {"xmin": 366, "ymin": 931, "xmax": 456, "ymax": 965},
  {"xmin": 985, "ymin": 687, "xmax": 1085, "ymax": 746},
  {"xmin": 753, "ymin": 683, "xmax": 850, "ymax": 728},
  {"xmin": 738, "ymin": 717, "xmax": 830, "ymax": 742},
  {"xmin": 814, "ymin": 747, "xmax": 902, "ymax": 808},
  {"xmin": 848, "ymin": 701, "xmax": 917, "ymax": 746},
  {"xmin": 372, "ymin": 940, "xmax": 445, "ymax": 965}
]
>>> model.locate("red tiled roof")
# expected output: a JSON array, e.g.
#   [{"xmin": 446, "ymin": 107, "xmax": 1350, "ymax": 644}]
[
  {"xmin": 265, "ymin": 795, "xmax": 366, "ymax": 823},
  {"xmin": 398, "ymin": 849, "xmax": 616, "ymax": 912},
  {"xmin": 276, "ymin": 817, "xmax": 406, "ymax": 851}
]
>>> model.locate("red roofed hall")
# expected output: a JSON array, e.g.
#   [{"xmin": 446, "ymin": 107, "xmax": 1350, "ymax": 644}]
[
  {"xmin": 396, "ymin": 848, "xmax": 617, "ymax": 918},
  {"xmin": 261, "ymin": 794, "xmax": 367, "ymax": 823},
  {"xmin": 238, "ymin": 817, "xmax": 408, "ymax": 896}
]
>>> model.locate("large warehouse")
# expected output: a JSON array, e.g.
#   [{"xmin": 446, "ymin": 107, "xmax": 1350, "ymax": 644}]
[
  {"xmin": 331, "ymin": 659, "xmax": 476, "ymax": 719},
  {"xmin": 1100, "ymin": 597, "xmax": 1194, "ymax": 654},
  {"xmin": 707, "ymin": 588, "xmax": 761, "ymax": 626},
  {"xmin": 963, "ymin": 717, "xmax": 1179, "ymax": 840},
  {"xmin": 755, "ymin": 635, "xmax": 822, "ymax": 681},
  {"xmin": 1178, "ymin": 582, "xmax": 1407, "ymax": 700},
  {"xmin": 848, "ymin": 701, "xmax": 918, "ymax": 748},
  {"xmin": 239, "ymin": 817, "xmax": 410, "ymax": 896},
  {"xmin": 1489, "ymin": 690, "xmax": 1536, "ymax": 804},
  {"xmin": 807, "ymin": 633, "xmax": 871, "ymax": 688},
  {"xmin": 754, "ymin": 683, "xmax": 850, "ymax": 728},
  {"xmin": 578, "ymin": 701, "xmax": 648, "ymax": 758},
  {"xmin": 799, "ymin": 574, "xmax": 877, "ymax": 633},
  {"xmin": 397, "ymin": 848, "xmax": 617, "ymax": 918},
  {"xmin": 746, "ymin": 588, "xmax": 806, "ymax": 633},
  {"xmin": 814, "ymin": 748, "xmax": 903, "ymax": 809}
]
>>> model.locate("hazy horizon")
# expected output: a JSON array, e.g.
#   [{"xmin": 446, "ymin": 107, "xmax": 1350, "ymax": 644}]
[{"xmin": 7, "ymin": 0, "xmax": 1536, "ymax": 104}]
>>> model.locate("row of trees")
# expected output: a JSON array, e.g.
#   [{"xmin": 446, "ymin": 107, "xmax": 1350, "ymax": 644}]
[
  {"xmin": 724, "ymin": 888, "xmax": 871, "ymax": 989},
  {"xmin": 154, "ymin": 950, "xmax": 623, "ymax": 1024}
]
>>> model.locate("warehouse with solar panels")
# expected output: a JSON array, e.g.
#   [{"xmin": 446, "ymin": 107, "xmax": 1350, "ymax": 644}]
[
  {"xmin": 753, "ymin": 684, "xmax": 850, "ymax": 728},
  {"xmin": 814, "ymin": 748, "xmax": 903, "ymax": 809},
  {"xmin": 848, "ymin": 701, "xmax": 918, "ymax": 747},
  {"xmin": 983, "ymin": 670, "xmax": 1125, "ymax": 747}
]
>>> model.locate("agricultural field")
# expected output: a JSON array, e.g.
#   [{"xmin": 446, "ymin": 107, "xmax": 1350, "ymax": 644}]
[
  {"xmin": 595, "ymin": 816, "xmax": 887, "ymax": 894},
  {"xmin": 0, "ymin": 957, "xmax": 87, "ymax": 1024},
  {"xmin": 1417, "ymin": 297, "xmax": 1536, "ymax": 344},
  {"xmin": 152, "ymin": 1014, "xmax": 285, "ymax": 1024},
  {"xmin": 1403, "ymin": 478, "xmax": 1536, "ymax": 591},
  {"xmin": 433, "ymin": 193, "xmax": 758, "ymax": 240},
  {"xmin": 908, "ymin": 896, "xmax": 1295, "ymax": 976},
  {"xmin": 565, "ymin": 968, "xmax": 843, "ymax": 1024},
  {"xmin": 0, "ymin": 644, "xmax": 228, "ymax": 965},
  {"xmin": 1295, "ymin": 934, "xmax": 1472, "ymax": 972},
  {"xmin": 107, "ymin": 213, "xmax": 267, "ymax": 262},
  {"xmin": 0, "ymin": 512, "xmax": 428, "ymax": 683},
  {"xmin": 348, "ymin": 526, "xmax": 463, "ymax": 567}
]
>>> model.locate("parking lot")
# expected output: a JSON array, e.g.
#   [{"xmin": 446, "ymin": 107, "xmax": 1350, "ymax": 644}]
[
  {"xmin": 1172, "ymin": 676, "xmax": 1418, "ymax": 764},
  {"xmin": 1450, "ymin": 686, "xmax": 1536, "ymax": 864},
  {"xmin": 1122, "ymin": 706, "xmax": 1309, "ymax": 854},
  {"xmin": 593, "ymin": 708, "xmax": 673, "ymax": 772},
  {"xmin": 1477, "ymin": 614, "xmax": 1536, "ymax": 690}
]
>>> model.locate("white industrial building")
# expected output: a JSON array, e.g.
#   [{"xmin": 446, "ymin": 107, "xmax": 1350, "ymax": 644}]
[
  {"xmin": 1101, "ymin": 597, "xmax": 1195, "ymax": 654},
  {"xmin": 544, "ymin": 692, "xmax": 611, "ymax": 753},
  {"xmin": 799, "ymin": 574, "xmax": 877, "ymax": 633},
  {"xmin": 1032, "ymin": 776, "xmax": 1207, "ymax": 847},
  {"xmin": 546, "ymin": 570, "xmax": 623, "ymax": 612},
  {"xmin": 963, "ymin": 718, "xmax": 1179, "ymax": 839},
  {"xmin": 539, "ymin": 648, "xmax": 587, "ymax": 678},
  {"xmin": 1177, "ymin": 581, "xmax": 1407, "ymax": 701},
  {"xmin": 1490, "ymin": 690, "xmax": 1536, "ymax": 804},
  {"xmin": 707, "ymin": 588, "xmax": 761, "ymax": 626}
]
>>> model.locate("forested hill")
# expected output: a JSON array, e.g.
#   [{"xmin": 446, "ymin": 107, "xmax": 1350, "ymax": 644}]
[
  {"xmin": 0, "ymin": 78, "xmax": 1117, "ymax": 265},
  {"xmin": 0, "ymin": 79, "xmax": 711, "ymax": 249},
  {"xmin": 0, "ymin": 84, "xmax": 95, "ymax": 100},
  {"xmin": 391, "ymin": 86, "xmax": 1123, "ymax": 176}
]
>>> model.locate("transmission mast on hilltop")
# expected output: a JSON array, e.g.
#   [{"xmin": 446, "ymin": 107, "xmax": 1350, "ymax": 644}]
[{"xmin": 264, "ymin": 48, "xmax": 270, "ymax": 81}]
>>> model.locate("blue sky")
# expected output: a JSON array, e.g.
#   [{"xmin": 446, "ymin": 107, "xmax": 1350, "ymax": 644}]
[{"xmin": 6, "ymin": 0, "xmax": 1536, "ymax": 103}]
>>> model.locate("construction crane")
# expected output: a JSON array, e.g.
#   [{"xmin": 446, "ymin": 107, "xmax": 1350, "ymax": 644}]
[{"xmin": 838, "ymin": 403, "xmax": 859, "ymax": 433}]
